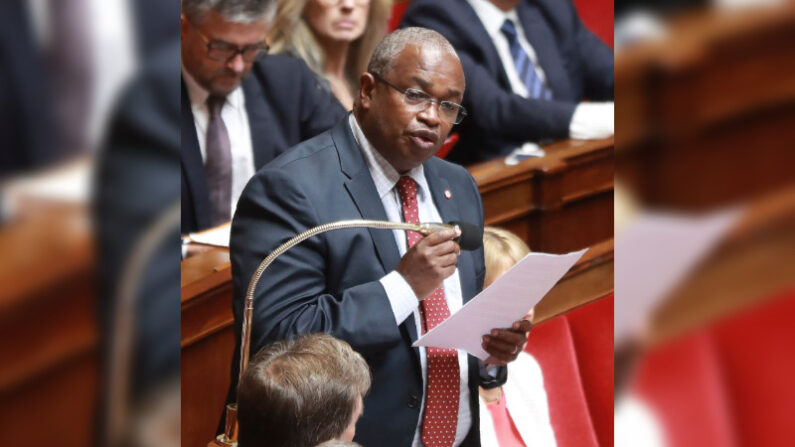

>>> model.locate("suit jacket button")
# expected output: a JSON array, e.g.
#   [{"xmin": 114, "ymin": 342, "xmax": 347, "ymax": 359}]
[{"xmin": 407, "ymin": 395, "xmax": 420, "ymax": 408}]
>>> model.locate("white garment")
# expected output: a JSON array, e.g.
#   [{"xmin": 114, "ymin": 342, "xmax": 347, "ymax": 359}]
[
  {"xmin": 182, "ymin": 67, "xmax": 256, "ymax": 218},
  {"xmin": 479, "ymin": 352, "xmax": 558, "ymax": 447},
  {"xmin": 614, "ymin": 395, "xmax": 667, "ymax": 447},
  {"xmin": 27, "ymin": 0, "xmax": 137, "ymax": 152},
  {"xmin": 349, "ymin": 114, "xmax": 472, "ymax": 447},
  {"xmin": 570, "ymin": 102, "xmax": 614, "ymax": 140},
  {"xmin": 466, "ymin": 0, "xmax": 614, "ymax": 142}
]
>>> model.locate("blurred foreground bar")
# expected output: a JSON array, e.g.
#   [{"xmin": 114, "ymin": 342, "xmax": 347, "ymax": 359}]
[
  {"xmin": 616, "ymin": 2, "xmax": 795, "ymax": 444},
  {"xmin": 0, "ymin": 160, "xmax": 98, "ymax": 446}
]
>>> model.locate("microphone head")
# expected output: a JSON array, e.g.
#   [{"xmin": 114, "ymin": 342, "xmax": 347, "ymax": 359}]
[{"xmin": 450, "ymin": 221, "xmax": 483, "ymax": 251}]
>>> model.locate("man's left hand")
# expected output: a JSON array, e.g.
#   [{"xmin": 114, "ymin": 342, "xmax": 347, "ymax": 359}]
[{"xmin": 482, "ymin": 316, "xmax": 533, "ymax": 366}]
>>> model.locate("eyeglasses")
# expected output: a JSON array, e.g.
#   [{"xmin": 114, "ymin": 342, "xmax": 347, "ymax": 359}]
[
  {"xmin": 317, "ymin": 0, "xmax": 370, "ymax": 7},
  {"xmin": 372, "ymin": 73, "xmax": 467, "ymax": 124},
  {"xmin": 191, "ymin": 21, "xmax": 269, "ymax": 62}
]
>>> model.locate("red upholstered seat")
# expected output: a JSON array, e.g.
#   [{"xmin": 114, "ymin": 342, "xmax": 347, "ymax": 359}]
[
  {"xmin": 435, "ymin": 133, "xmax": 459, "ymax": 159},
  {"xmin": 525, "ymin": 294, "xmax": 614, "ymax": 447},
  {"xmin": 633, "ymin": 289, "xmax": 795, "ymax": 447}
]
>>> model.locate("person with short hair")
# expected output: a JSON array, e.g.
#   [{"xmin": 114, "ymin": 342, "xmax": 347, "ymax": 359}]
[
  {"xmin": 237, "ymin": 334, "xmax": 371, "ymax": 447},
  {"xmin": 231, "ymin": 27, "xmax": 533, "ymax": 447},
  {"xmin": 180, "ymin": 0, "xmax": 346, "ymax": 234},
  {"xmin": 269, "ymin": 0, "xmax": 393, "ymax": 110}
]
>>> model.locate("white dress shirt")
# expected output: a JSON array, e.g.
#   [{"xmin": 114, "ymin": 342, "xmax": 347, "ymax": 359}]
[
  {"xmin": 349, "ymin": 114, "xmax": 472, "ymax": 447},
  {"xmin": 467, "ymin": 0, "xmax": 549, "ymax": 100},
  {"xmin": 466, "ymin": 0, "xmax": 613, "ymax": 142},
  {"xmin": 28, "ymin": 0, "xmax": 137, "ymax": 152},
  {"xmin": 182, "ymin": 67, "xmax": 256, "ymax": 218}
]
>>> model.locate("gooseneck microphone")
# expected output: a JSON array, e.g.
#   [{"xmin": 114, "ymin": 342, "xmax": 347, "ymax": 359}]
[
  {"xmin": 414, "ymin": 220, "xmax": 483, "ymax": 251},
  {"xmin": 214, "ymin": 218, "xmax": 482, "ymax": 446}
]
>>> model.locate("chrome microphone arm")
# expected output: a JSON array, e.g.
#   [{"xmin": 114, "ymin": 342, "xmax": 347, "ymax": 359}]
[{"xmin": 215, "ymin": 219, "xmax": 456, "ymax": 446}]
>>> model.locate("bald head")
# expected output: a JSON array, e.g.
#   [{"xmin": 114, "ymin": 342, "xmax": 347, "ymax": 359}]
[{"xmin": 367, "ymin": 27, "xmax": 462, "ymax": 83}]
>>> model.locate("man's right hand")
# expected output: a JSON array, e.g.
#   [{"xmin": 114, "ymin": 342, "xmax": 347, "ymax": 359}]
[{"xmin": 395, "ymin": 228, "xmax": 461, "ymax": 300}]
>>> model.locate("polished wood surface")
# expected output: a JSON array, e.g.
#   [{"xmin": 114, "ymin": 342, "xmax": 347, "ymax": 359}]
[
  {"xmin": 181, "ymin": 235, "xmax": 613, "ymax": 446},
  {"xmin": 469, "ymin": 137, "xmax": 614, "ymax": 253},
  {"xmin": 0, "ymin": 206, "xmax": 99, "ymax": 447},
  {"xmin": 181, "ymin": 247, "xmax": 234, "ymax": 447},
  {"xmin": 615, "ymin": 3, "xmax": 795, "ymax": 210},
  {"xmin": 534, "ymin": 239, "xmax": 614, "ymax": 324},
  {"xmin": 648, "ymin": 187, "xmax": 795, "ymax": 346}
]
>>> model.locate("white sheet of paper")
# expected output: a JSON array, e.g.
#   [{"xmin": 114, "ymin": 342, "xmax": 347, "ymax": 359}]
[
  {"xmin": 188, "ymin": 222, "xmax": 231, "ymax": 247},
  {"xmin": 413, "ymin": 248, "xmax": 588, "ymax": 360},
  {"xmin": 614, "ymin": 207, "xmax": 741, "ymax": 343}
]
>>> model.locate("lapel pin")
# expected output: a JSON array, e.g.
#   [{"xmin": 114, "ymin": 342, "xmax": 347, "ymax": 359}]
[{"xmin": 444, "ymin": 189, "xmax": 452, "ymax": 199}]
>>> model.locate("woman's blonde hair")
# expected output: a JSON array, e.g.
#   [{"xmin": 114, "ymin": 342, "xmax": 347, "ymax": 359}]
[
  {"xmin": 269, "ymin": 0, "xmax": 392, "ymax": 90},
  {"xmin": 482, "ymin": 227, "xmax": 531, "ymax": 287}
]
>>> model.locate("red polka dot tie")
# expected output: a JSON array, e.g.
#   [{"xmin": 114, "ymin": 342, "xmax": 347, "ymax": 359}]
[{"xmin": 397, "ymin": 176, "xmax": 460, "ymax": 447}]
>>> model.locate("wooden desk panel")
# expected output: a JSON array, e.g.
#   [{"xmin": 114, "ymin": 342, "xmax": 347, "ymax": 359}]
[
  {"xmin": 181, "ymin": 248, "xmax": 234, "ymax": 447},
  {"xmin": 0, "ymin": 208, "xmax": 99, "ymax": 447},
  {"xmin": 615, "ymin": 3, "xmax": 795, "ymax": 210},
  {"xmin": 469, "ymin": 137, "xmax": 614, "ymax": 253}
]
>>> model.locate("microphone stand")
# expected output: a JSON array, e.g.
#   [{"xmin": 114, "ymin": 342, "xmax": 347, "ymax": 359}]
[{"xmin": 214, "ymin": 219, "xmax": 458, "ymax": 446}]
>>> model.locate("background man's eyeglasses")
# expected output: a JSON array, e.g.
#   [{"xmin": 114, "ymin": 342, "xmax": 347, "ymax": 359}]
[
  {"xmin": 372, "ymin": 73, "xmax": 467, "ymax": 125},
  {"xmin": 192, "ymin": 22, "xmax": 269, "ymax": 62}
]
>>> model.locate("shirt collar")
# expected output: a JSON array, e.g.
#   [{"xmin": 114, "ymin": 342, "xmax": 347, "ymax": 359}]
[
  {"xmin": 467, "ymin": 0, "xmax": 520, "ymax": 36},
  {"xmin": 181, "ymin": 64, "xmax": 244, "ymax": 109},
  {"xmin": 348, "ymin": 114, "xmax": 429, "ymax": 201}
]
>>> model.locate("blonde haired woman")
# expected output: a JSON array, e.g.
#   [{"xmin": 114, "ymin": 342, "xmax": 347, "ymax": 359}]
[
  {"xmin": 483, "ymin": 226, "xmax": 532, "ymax": 288},
  {"xmin": 481, "ymin": 227, "xmax": 558, "ymax": 447},
  {"xmin": 270, "ymin": 0, "xmax": 392, "ymax": 110}
]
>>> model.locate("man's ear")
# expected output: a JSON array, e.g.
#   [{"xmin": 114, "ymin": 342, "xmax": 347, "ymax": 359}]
[
  {"xmin": 359, "ymin": 73, "xmax": 376, "ymax": 110},
  {"xmin": 180, "ymin": 14, "xmax": 191, "ymax": 38}
]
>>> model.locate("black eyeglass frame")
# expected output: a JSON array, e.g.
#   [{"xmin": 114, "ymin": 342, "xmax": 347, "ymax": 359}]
[
  {"xmin": 371, "ymin": 73, "xmax": 468, "ymax": 125},
  {"xmin": 190, "ymin": 20, "xmax": 270, "ymax": 62}
]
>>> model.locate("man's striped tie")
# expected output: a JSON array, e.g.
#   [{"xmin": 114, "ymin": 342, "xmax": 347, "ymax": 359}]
[{"xmin": 501, "ymin": 19, "xmax": 552, "ymax": 100}]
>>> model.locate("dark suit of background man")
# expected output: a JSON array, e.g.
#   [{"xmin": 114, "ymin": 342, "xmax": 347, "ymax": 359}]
[
  {"xmin": 180, "ymin": 0, "xmax": 345, "ymax": 234},
  {"xmin": 401, "ymin": 0, "xmax": 614, "ymax": 165},
  {"xmin": 230, "ymin": 28, "xmax": 533, "ymax": 447}
]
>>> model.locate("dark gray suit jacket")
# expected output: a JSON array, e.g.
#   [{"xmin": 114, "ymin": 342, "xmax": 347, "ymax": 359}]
[{"xmin": 229, "ymin": 117, "xmax": 503, "ymax": 446}]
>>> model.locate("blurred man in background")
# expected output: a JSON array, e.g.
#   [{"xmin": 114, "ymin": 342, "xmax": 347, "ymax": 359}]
[
  {"xmin": 181, "ymin": 0, "xmax": 346, "ymax": 234},
  {"xmin": 401, "ymin": 0, "xmax": 614, "ymax": 165}
]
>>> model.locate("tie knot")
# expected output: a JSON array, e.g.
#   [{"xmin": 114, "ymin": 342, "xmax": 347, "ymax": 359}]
[
  {"xmin": 500, "ymin": 19, "xmax": 518, "ymax": 41},
  {"xmin": 207, "ymin": 95, "xmax": 226, "ymax": 117},
  {"xmin": 397, "ymin": 175, "xmax": 418, "ymax": 201}
]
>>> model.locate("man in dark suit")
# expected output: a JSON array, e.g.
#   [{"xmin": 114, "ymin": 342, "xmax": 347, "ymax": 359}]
[
  {"xmin": 181, "ymin": 0, "xmax": 345, "ymax": 234},
  {"xmin": 230, "ymin": 28, "xmax": 533, "ymax": 447},
  {"xmin": 401, "ymin": 0, "xmax": 614, "ymax": 164},
  {"xmin": 0, "ymin": 0, "xmax": 56, "ymax": 178}
]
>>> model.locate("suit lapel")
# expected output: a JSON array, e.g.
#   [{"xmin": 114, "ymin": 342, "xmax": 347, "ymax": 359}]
[
  {"xmin": 425, "ymin": 161, "xmax": 478, "ymax": 305},
  {"xmin": 517, "ymin": 2, "xmax": 572, "ymax": 99},
  {"xmin": 335, "ymin": 119, "xmax": 402, "ymax": 273},
  {"xmin": 242, "ymin": 73, "xmax": 278, "ymax": 169},
  {"xmin": 180, "ymin": 79, "xmax": 212, "ymax": 230}
]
